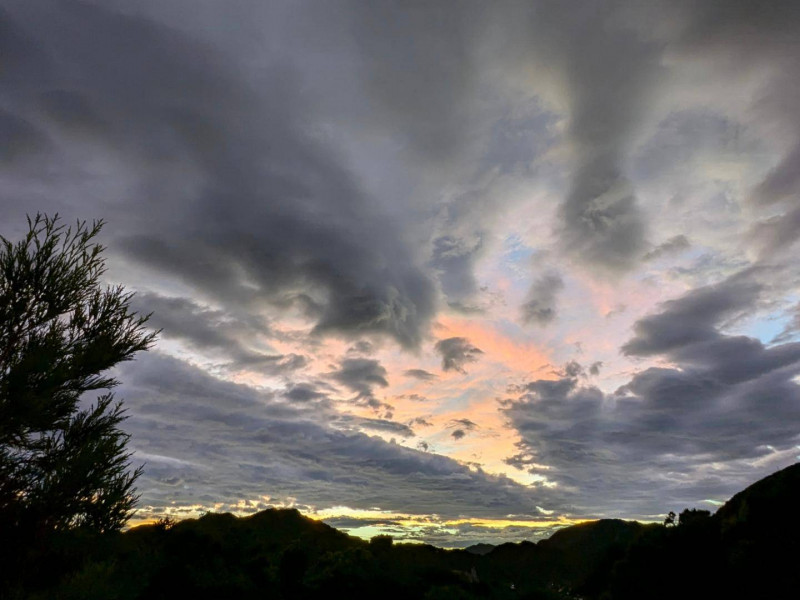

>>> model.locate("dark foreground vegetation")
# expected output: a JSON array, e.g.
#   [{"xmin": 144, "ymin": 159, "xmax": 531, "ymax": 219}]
[{"xmin": 3, "ymin": 462, "xmax": 799, "ymax": 599}]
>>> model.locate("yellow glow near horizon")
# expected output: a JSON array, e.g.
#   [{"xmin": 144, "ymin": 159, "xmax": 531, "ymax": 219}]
[
  {"xmin": 129, "ymin": 501, "xmax": 590, "ymax": 539},
  {"xmin": 128, "ymin": 498, "xmax": 592, "ymax": 532}
]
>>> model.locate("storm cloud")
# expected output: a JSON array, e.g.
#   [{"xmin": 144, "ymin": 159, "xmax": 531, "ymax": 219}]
[{"xmin": 0, "ymin": 0, "xmax": 437, "ymax": 349}]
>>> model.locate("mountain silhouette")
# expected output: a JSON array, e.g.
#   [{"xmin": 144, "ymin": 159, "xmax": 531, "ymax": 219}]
[
  {"xmin": 4, "ymin": 463, "xmax": 799, "ymax": 599},
  {"xmin": 715, "ymin": 461, "xmax": 800, "ymax": 534}
]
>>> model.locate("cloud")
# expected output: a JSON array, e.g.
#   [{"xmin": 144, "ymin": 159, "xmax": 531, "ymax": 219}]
[
  {"xmin": 643, "ymin": 235, "xmax": 691, "ymax": 262},
  {"xmin": 754, "ymin": 143, "xmax": 800, "ymax": 206},
  {"xmin": 749, "ymin": 206, "xmax": 800, "ymax": 258},
  {"xmin": 558, "ymin": 161, "xmax": 648, "ymax": 274},
  {"xmin": 668, "ymin": 1, "xmax": 800, "ymax": 257},
  {"xmin": 329, "ymin": 358, "xmax": 389, "ymax": 400},
  {"xmin": 562, "ymin": 360, "xmax": 584, "ymax": 378},
  {"xmin": 429, "ymin": 234, "xmax": 484, "ymax": 306},
  {"xmin": 352, "ymin": 417, "xmax": 415, "ymax": 438},
  {"xmin": 119, "ymin": 352, "xmax": 542, "ymax": 521},
  {"xmin": 395, "ymin": 393, "xmax": 429, "ymax": 403},
  {"xmin": 0, "ymin": 109, "xmax": 48, "ymax": 163},
  {"xmin": 520, "ymin": 2, "xmax": 660, "ymax": 273},
  {"xmin": 504, "ymin": 278, "xmax": 800, "ymax": 516},
  {"xmin": 633, "ymin": 110, "xmax": 750, "ymax": 185},
  {"xmin": 449, "ymin": 418, "xmax": 478, "ymax": 441},
  {"xmin": 130, "ymin": 292, "xmax": 307, "ymax": 375},
  {"xmin": 347, "ymin": 341, "xmax": 374, "ymax": 355},
  {"xmin": 403, "ymin": 369, "xmax": 438, "ymax": 381},
  {"xmin": 348, "ymin": 0, "xmax": 483, "ymax": 162},
  {"xmin": 521, "ymin": 272, "xmax": 564, "ymax": 326},
  {"xmin": 621, "ymin": 277, "xmax": 761, "ymax": 357},
  {"xmin": 481, "ymin": 99, "xmax": 560, "ymax": 174},
  {"xmin": 434, "ymin": 337, "xmax": 483, "ymax": 373},
  {"xmin": 772, "ymin": 302, "xmax": 800, "ymax": 344},
  {"xmin": 450, "ymin": 418, "xmax": 479, "ymax": 431},
  {"xmin": 284, "ymin": 384, "xmax": 328, "ymax": 403},
  {"xmin": 0, "ymin": 0, "xmax": 437, "ymax": 350}
]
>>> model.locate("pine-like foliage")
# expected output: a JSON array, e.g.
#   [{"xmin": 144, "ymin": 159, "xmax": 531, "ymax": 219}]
[{"xmin": 0, "ymin": 214, "xmax": 156, "ymax": 534}]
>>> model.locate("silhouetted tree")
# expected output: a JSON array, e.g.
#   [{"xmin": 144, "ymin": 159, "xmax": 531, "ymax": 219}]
[
  {"xmin": 663, "ymin": 511, "xmax": 676, "ymax": 527},
  {"xmin": 369, "ymin": 534, "xmax": 394, "ymax": 553},
  {"xmin": 0, "ymin": 214, "xmax": 156, "ymax": 536},
  {"xmin": 678, "ymin": 508, "xmax": 711, "ymax": 527}
]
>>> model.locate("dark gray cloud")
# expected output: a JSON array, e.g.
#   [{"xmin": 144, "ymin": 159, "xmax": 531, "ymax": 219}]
[
  {"xmin": 284, "ymin": 384, "xmax": 328, "ymax": 403},
  {"xmin": 562, "ymin": 360, "xmax": 584, "ymax": 378},
  {"xmin": 434, "ymin": 337, "xmax": 483, "ymax": 373},
  {"xmin": 329, "ymin": 358, "xmax": 389, "ymax": 401},
  {"xmin": 754, "ymin": 143, "xmax": 800, "ymax": 206},
  {"xmin": 403, "ymin": 369, "xmax": 438, "ymax": 382},
  {"xmin": 0, "ymin": 0, "xmax": 437, "ymax": 350},
  {"xmin": 521, "ymin": 272, "xmax": 564, "ymax": 326},
  {"xmin": 622, "ymin": 277, "xmax": 761, "ymax": 357},
  {"xmin": 3, "ymin": 0, "xmax": 800, "ymax": 300},
  {"xmin": 558, "ymin": 160, "xmax": 648, "ymax": 274},
  {"xmin": 0, "ymin": 108, "xmax": 48, "ymax": 163},
  {"xmin": 516, "ymin": 2, "xmax": 660, "ymax": 273},
  {"xmin": 349, "ymin": 0, "xmax": 484, "ymax": 162},
  {"xmin": 130, "ymin": 292, "xmax": 307, "ymax": 374},
  {"xmin": 449, "ymin": 418, "xmax": 479, "ymax": 431},
  {"xmin": 449, "ymin": 418, "xmax": 478, "ymax": 441},
  {"xmin": 349, "ymin": 417, "xmax": 415, "ymax": 439}
]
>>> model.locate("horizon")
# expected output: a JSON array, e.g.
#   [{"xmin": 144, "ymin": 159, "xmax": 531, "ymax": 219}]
[
  {"xmin": 2, "ymin": 0, "xmax": 800, "ymax": 547},
  {"xmin": 125, "ymin": 460, "xmax": 780, "ymax": 549}
]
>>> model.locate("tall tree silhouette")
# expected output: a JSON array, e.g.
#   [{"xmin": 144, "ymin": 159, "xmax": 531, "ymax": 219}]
[{"xmin": 0, "ymin": 214, "xmax": 156, "ymax": 535}]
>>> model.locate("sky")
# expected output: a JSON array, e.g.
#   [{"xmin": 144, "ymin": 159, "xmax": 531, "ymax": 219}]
[{"xmin": 2, "ymin": 0, "xmax": 800, "ymax": 547}]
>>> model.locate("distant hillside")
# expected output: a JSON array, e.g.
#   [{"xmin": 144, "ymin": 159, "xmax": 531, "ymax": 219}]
[
  {"xmin": 605, "ymin": 462, "xmax": 800, "ymax": 600},
  {"xmin": 464, "ymin": 542, "xmax": 495, "ymax": 556},
  {"xmin": 4, "ymin": 463, "xmax": 799, "ymax": 599},
  {"xmin": 715, "ymin": 462, "xmax": 800, "ymax": 533}
]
